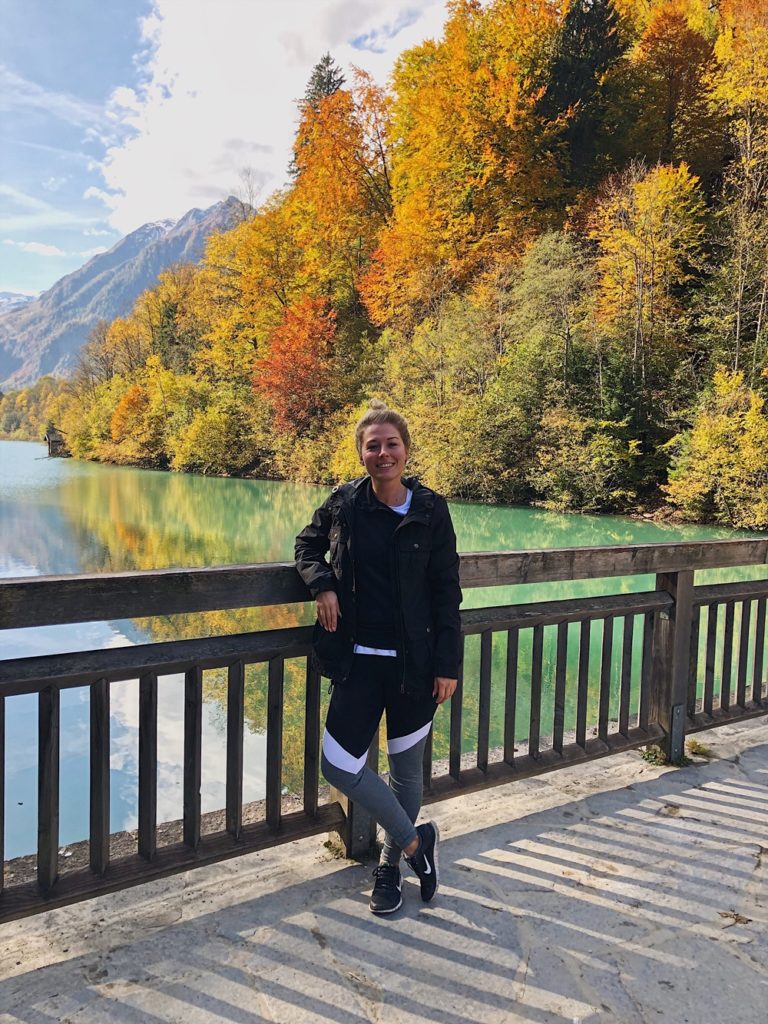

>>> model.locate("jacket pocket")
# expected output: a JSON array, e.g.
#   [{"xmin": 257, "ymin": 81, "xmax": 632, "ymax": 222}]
[
  {"xmin": 328, "ymin": 524, "xmax": 346, "ymax": 574},
  {"xmin": 405, "ymin": 625, "xmax": 435, "ymax": 678},
  {"xmin": 312, "ymin": 620, "xmax": 353, "ymax": 681}
]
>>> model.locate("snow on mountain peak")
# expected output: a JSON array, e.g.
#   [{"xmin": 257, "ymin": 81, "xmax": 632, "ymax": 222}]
[{"xmin": 142, "ymin": 218, "xmax": 177, "ymax": 234}]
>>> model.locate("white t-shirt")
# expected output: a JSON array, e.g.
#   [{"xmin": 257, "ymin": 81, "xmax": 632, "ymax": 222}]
[{"xmin": 354, "ymin": 488, "xmax": 412, "ymax": 657}]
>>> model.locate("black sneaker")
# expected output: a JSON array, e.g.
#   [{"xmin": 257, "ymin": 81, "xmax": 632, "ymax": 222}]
[
  {"xmin": 405, "ymin": 821, "xmax": 439, "ymax": 902},
  {"xmin": 369, "ymin": 864, "xmax": 403, "ymax": 915}
]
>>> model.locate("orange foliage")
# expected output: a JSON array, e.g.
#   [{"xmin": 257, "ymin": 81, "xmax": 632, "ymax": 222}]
[
  {"xmin": 290, "ymin": 72, "xmax": 392, "ymax": 304},
  {"xmin": 634, "ymin": 0, "xmax": 715, "ymax": 165},
  {"xmin": 360, "ymin": 0, "xmax": 564, "ymax": 326},
  {"xmin": 110, "ymin": 383, "xmax": 148, "ymax": 443},
  {"xmin": 253, "ymin": 297, "xmax": 337, "ymax": 433}
]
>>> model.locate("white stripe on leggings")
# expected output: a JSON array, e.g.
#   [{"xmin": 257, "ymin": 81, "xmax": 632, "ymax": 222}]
[
  {"xmin": 386, "ymin": 720, "xmax": 432, "ymax": 755},
  {"xmin": 322, "ymin": 729, "xmax": 368, "ymax": 775}
]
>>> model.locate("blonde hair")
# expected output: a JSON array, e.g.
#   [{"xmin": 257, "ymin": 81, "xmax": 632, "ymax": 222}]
[{"xmin": 354, "ymin": 400, "xmax": 411, "ymax": 457}]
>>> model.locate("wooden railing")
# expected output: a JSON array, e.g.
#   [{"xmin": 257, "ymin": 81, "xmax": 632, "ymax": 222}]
[{"xmin": 0, "ymin": 539, "xmax": 767, "ymax": 924}]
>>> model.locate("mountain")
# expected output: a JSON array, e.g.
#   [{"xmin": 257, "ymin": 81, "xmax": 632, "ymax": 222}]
[
  {"xmin": 0, "ymin": 197, "xmax": 240, "ymax": 388},
  {"xmin": 0, "ymin": 292, "xmax": 36, "ymax": 314}
]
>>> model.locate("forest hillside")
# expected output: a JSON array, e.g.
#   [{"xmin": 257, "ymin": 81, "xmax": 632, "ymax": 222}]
[{"xmin": 2, "ymin": 0, "xmax": 767, "ymax": 527}]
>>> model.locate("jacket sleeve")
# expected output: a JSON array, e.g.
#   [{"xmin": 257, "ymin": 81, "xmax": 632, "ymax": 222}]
[
  {"xmin": 294, "ymin": 496, "xmax": 337, "ymax": 598},
  {"xmin": 427, "ymin": 496, "xmax": 463, "ymax": 679}
]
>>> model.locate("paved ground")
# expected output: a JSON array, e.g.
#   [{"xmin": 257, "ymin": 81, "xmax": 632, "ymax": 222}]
[{"xmin": 1, "ymin": 718, "xmax": 766, "ymax": 1024}]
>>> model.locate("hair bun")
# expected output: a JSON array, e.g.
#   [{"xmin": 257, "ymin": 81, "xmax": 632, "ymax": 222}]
[{"xmin": 367, "ymin": 398, "xmax": 388, "ymax": 411}]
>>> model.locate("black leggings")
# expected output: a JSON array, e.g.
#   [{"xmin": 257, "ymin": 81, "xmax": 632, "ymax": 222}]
[{"xmin": 321, "ymin": 655, "xmax": 436, "ymax": 863}]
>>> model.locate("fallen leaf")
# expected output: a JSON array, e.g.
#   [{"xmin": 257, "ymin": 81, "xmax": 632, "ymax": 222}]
[{"xmin": 718, "ymin": 911, "xmax": 751, "ymax": 926}]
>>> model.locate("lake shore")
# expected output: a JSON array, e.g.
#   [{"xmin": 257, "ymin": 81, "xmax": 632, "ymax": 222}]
[{"xmin": 0, "ymin": 434, "xmax": 735, "ymax": 529}]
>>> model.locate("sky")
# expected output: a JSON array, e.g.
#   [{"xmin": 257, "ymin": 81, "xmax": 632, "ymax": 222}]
[{"xmin": 0, "ymin": 0, "xmax": 449, "ymax": 297}]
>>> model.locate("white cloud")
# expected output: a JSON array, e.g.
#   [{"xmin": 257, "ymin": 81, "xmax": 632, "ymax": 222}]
[
  {"xmin": 3, "ymin": 239, "xmax": 66, "ymax": 257},
  {"xmin": 42, "ymin": 176, "xmax": 68, "ymax": 192},
  {"xmin": 109, "ymin": 86, "xmax": 143, "ymax": 115},
  {"xmin": 95, "ymin": 0, "xmax": 448, "ymax": 233},
  {"xmin": 6, "ymin": 138, "xmax": 92, "ymax": 163},
  {"xmin": 0, "ymin": 184, "xmax": 102, "ymax": 232},
  {"xmin": 0, "ymin": 183, "xmax": 51, "ymax": 212},
  {"xmin": 83, "ymin": 185, "xmax": 120, "ymax": 210},
  {"xmin": 0, "ymin": 64, "xmax": 105, "ymax": 128},
  {"xmin": 83, "ymin": 227, "xmax": 115, "ymax": 237}
]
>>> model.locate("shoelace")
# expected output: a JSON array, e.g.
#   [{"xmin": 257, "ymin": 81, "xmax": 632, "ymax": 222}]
[{"xmin": 372, "ymin": 865, "xmax": 399, "ymax": 887}]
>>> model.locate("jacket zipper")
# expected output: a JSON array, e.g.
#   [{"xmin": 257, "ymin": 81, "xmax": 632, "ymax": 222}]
[
  {"xmin": 340, "ymin": 501, "xmax": 357, "ymax": 677},
  {"xmin": 393, "ymin": 509, "xmax": 427, "ymax": 695}
]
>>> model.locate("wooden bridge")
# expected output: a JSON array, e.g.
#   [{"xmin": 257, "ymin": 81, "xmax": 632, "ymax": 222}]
[{"xmin": 1, "ymin": 539, "xmax": 767, "ymax": 925}]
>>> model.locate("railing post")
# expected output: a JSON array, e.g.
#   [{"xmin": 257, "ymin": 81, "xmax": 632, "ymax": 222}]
[
  {"xmin": 330, "ymin": 729, "xmax": 378, "ymax": 860},
  {"xmin": 651, "ymin": 570, "xmax": 694, "ymax": 762}
]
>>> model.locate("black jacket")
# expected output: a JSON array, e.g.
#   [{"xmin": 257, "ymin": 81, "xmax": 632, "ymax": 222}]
[{"xmin": 294, "ymin": 476, "xmax": 462, "ymax": 695}]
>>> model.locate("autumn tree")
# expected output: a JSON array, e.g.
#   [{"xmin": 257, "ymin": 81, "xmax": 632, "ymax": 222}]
[
  {"xmin": 169, "ymin": 399, "xmax": 268, "ymax": 476},
  {"xmin": 289, "ymin": 52, "xmax": 346, "ymax": 177},
  {"xmin": 665, "ymin": 366, "xmax": 768, "ymax": 527},
  {"xmin": 110, "ymin": 383, "xmax": 150, "ymax": 447},
  {"xmin": 290, "ymin": 71, "xmax": 393, "ymax": 307},
  {"xmin": 702, "ymin": 0, "xmax": 768, "ymax": 378},
  {"xmin": 362, "ymin": 0, "xmax": 565, "ymax": 327},
  {"xmin": 0, "ymin": 377, "xmax": 68, "ymax": 440},
  {"xmin": 254, "ymin": 296, "xmax": 338, "ymax": 433},
  {"xmin": 200, "ymin": 193, "xmax": 304, "ymax": 378},
  {"xmin": 528, "ymin": 405, "xmax": 641, "ymax": 512},
  {"xmin": 72, "ymin": 320, "xmax": 117, "ymax": 396},
  {"xmin": 632, "ymin": 0, "xmax": 717, "ymax": 168},
  {"xmin": 589, "ymin": 161, "xmax": 705, "ymax": 428},
  {"xmin": 149, "ymin": 263, "xmax": 204, "ymax": 373}
]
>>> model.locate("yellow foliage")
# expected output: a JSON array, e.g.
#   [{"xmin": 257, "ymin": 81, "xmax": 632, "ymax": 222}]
[
  {"xmin": 202, "ymin": 195, "xmax": 304, "ymax": 358},
  {"xmin": 712, "ymin": 1, "xmax": 768, "ymax": 116},
  {"xmin": 589, "ymin": 161, "xmax": 705, "ymax": 391},
  {"xmin": 328, "ymin": 402, "xmax": 369, "ymax": 483},
  {"xmin": 665, "ymin": 366, "xmax": 768, "ymax": 527},
  {"xmin": 362, "ymin": 0, "xmax": 563, "ymax": 326}
]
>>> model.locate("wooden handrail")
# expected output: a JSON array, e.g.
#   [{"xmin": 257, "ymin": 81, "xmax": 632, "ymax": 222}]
[{"xmin": 2, "ymin": 538, "xmax": 767, "ymax": 631}]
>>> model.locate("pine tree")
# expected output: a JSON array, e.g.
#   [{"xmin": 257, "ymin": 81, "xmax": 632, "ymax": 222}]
[
  {"xmin": 302, "ymin": 53, "xmax": 345, "ymax": 111},
  {"xmin": 289, "ymin": 53, "xmax": 347, "ymax": 177},
  {"xmin": 539, "ymin": 0, "xmax": 625, "ymax": 187}
]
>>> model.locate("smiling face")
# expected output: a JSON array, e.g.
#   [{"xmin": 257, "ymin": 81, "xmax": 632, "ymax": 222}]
[{"xmin": 360, "ymin": 422, "xmax": 409, "ymax": 486}]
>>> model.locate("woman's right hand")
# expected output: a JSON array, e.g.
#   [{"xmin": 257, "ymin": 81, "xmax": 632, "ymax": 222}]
[{"xmin": 316, "ymin": 590, "xmax": 341, "ymax": 632}]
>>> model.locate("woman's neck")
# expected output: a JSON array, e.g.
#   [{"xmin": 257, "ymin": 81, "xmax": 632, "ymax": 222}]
[{"xmin": 371, "ymin": 478, "xmax": 408, "ymax": 507}]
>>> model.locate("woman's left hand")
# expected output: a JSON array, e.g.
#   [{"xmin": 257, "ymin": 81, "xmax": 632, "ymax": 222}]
[{"xmin": 433, "ymin": 676, "xmax": 457, "ymax": 704}]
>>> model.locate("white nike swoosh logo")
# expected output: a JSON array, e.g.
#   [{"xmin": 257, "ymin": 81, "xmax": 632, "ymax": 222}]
[{"xmin": 422, "ymin": 862, "xmax": 431, "ymax": 876}]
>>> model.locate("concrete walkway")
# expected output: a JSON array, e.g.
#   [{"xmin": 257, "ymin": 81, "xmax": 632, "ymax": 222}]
[{"xmin": 1, "ymin": 719, "xmax": 766, "ymax": 1024}]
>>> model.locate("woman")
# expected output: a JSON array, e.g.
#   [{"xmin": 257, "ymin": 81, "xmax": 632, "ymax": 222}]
[{"xmin": 295, "ymin": 401, "xmax": 462, "ymax": 915}]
